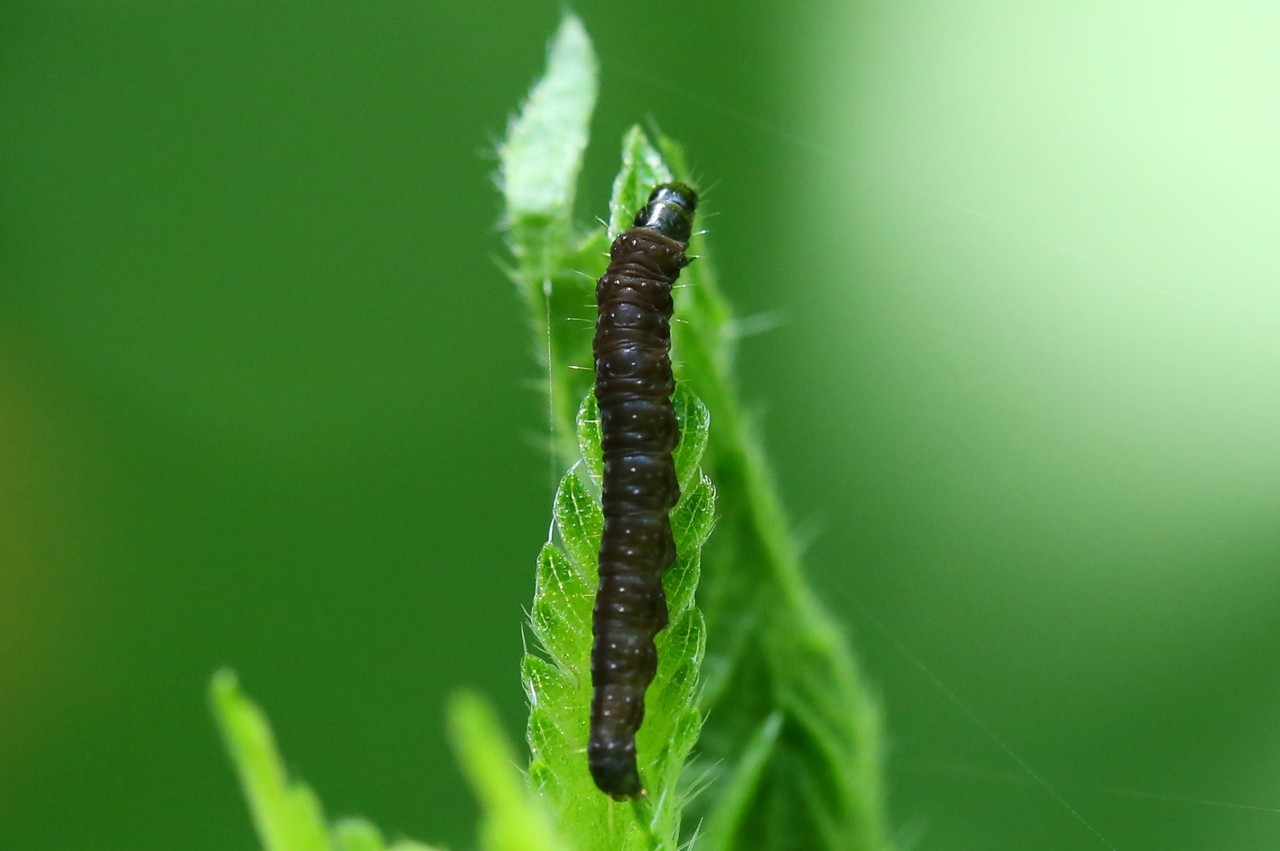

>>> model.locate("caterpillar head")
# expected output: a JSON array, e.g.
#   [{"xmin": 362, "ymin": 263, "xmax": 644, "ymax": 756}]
[{"xmin": 633, "ymin": 182, "xmax": 698, "ymax": 243}]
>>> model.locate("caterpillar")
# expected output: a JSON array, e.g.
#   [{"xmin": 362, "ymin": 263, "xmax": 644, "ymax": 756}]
[{"xmin": 588, "ymin": 182, "xmax": 698, "ymax": 800}]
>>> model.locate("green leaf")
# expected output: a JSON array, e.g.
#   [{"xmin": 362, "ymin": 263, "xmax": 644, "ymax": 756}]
[
  {"xmin": 499, "ymin": 13, "xmax": 602, "ymax": 465},
  {"xmin": 523, "ymin": 390, "xmax": 715, "ymax": 849},
  {"xmin": 575, "ymin": 392, "xmax": 604, "ymax": 487},
  {"xmin": 448, "ymin": 692, "xmax": 567, "ymax": 851},
  {"xmin": 671, "ymin": 383, "xmax": 712, "ymax": 495},
  {"xmin": 211, "ymin": 672, "xmax": 444, "ymax": 851},
  {"xmin": 332, "ymin": 819, "xmax": 444, "ymax": 851},
  {"xmin": 210, "ymin": 669, "xmax": 334, "ymax": 851},
  {"xmin": 331, "ymin": 821, "xmax": 385, "ymax": 851},
  {"xmin": 608, "ymin": 127, "xmax": 674, "ymax": 238},
  {"xmin": 553, "ymin": 470, "xmax": 602, "ymax": 576},
  {"xmin": 666, "ymin": 474, "xmax": 715, "ymax": 622},
  {"xmin": 499, "ymin": 13, "xmax": 596, "ymax": 228},
  {"xmin": 694, "ymin": 712, "xmax": 785, "ymax": 851},
  {"xmin": 529, "ymin": 542, "xmax": 593, "ymax": 674}
]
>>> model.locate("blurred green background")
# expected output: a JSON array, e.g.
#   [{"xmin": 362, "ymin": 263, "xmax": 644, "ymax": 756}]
[{"xmin": 3, "ymin": 2, "xmax": 1278, "ymax": 849}]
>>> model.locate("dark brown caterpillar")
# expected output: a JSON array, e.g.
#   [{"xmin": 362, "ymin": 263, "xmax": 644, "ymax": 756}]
[{"xmin": 589, "ymin": 182, "xmax": 698, "ymax": 800}]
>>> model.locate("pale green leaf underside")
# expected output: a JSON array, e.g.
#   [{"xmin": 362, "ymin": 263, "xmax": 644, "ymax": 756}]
[{"xmin": 500, "ymin": 14, "xmax": 597, "ymax": 224}]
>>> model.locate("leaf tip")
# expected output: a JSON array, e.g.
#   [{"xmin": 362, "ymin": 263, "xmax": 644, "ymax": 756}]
[
  {"xmin": 499, "ymin": 13, "xmax": 599, "ymax": 223},
  {"xmin": 210, "ymin": 667, "xmax": 239, "ymax": 702}
]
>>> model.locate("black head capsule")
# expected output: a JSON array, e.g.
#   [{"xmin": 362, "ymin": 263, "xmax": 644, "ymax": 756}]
[{"xmin": 633, "ymin": 182, "xmax": 698, "ymax": 244}]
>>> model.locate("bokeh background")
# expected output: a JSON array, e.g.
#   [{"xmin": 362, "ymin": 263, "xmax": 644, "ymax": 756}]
[{"xmin": 3, "ymin": 2, "xmax": 1278, "ymax": 849}]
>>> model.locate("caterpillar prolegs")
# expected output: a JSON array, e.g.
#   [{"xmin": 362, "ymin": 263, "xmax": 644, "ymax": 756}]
[{"xmin": 588, "ymin": 182, "xmax": 698, "ymax": 800}]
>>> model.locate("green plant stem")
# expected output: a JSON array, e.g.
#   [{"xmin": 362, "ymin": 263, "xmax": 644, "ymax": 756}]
[{"xmin": 662, "ymin": 142, "xmax": 894, "ymax": 850}]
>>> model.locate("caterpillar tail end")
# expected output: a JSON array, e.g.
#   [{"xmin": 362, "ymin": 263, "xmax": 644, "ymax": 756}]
[{"xmin": 589, "ymin": 747, "xmax": 646, "ymax": 801}]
